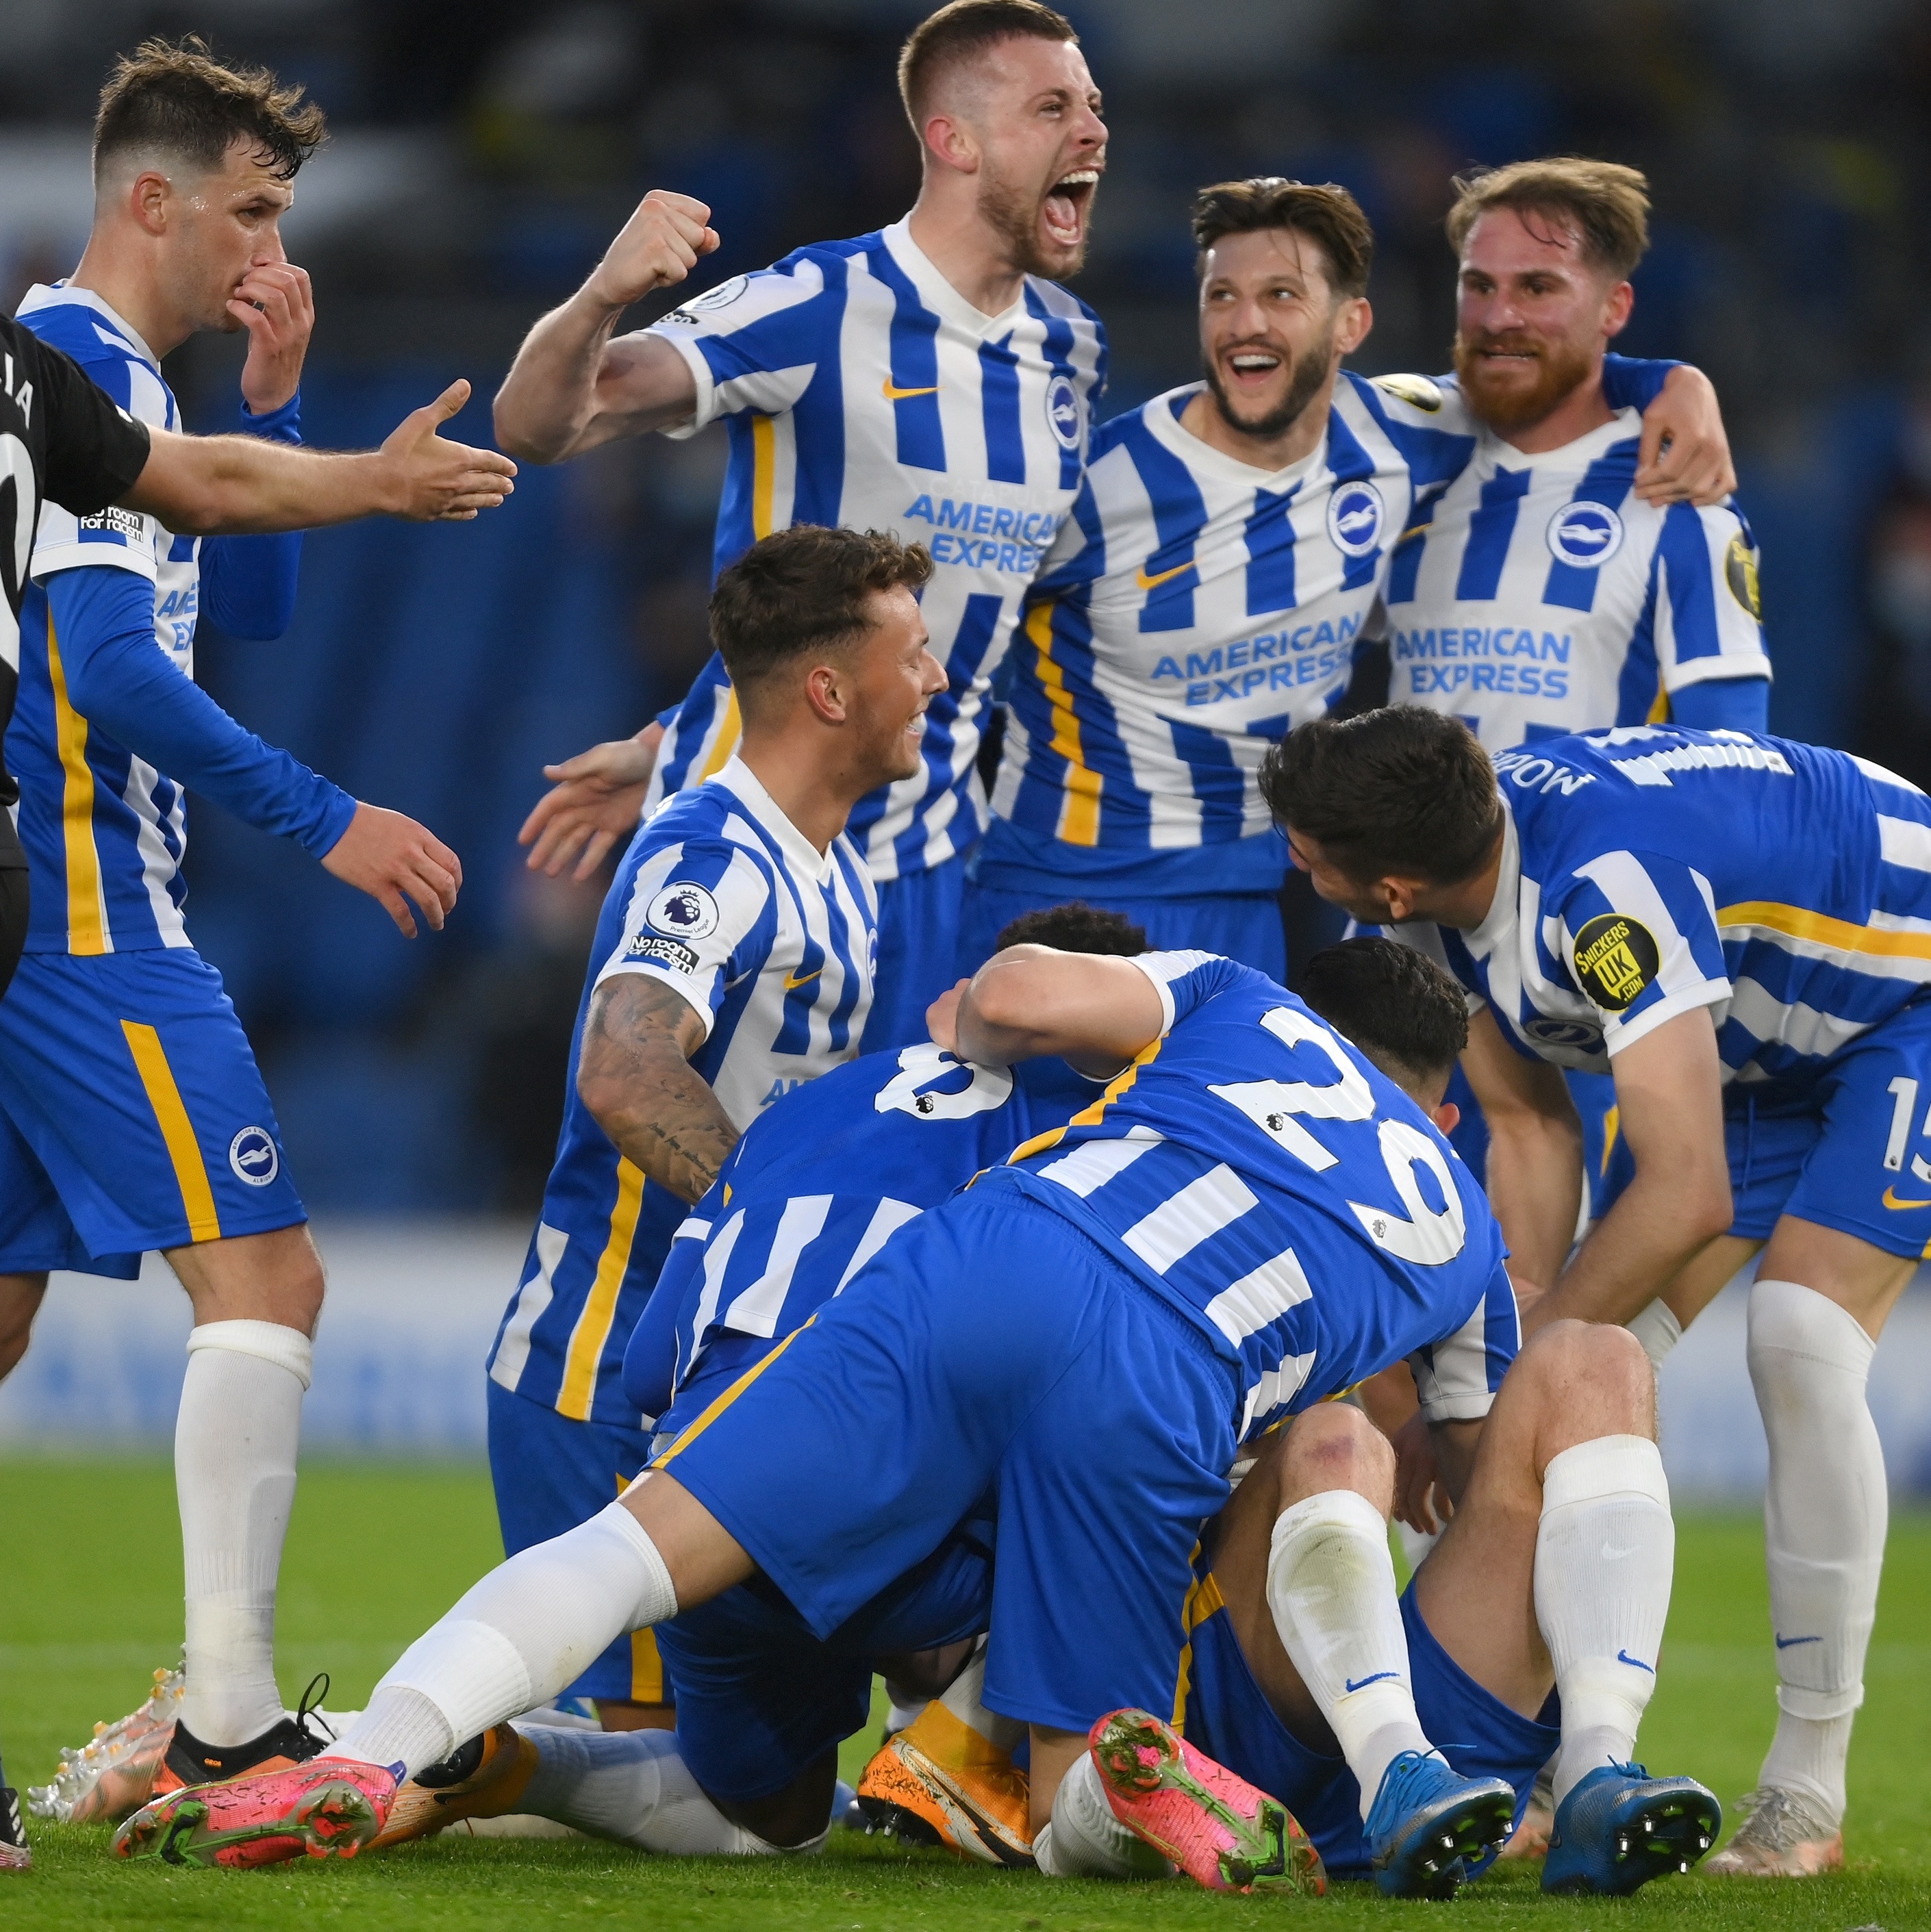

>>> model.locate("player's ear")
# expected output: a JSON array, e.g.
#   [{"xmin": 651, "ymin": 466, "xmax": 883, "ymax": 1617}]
[
  {"xmin": 922, "ymin": 110, "xmax": 981, "ymax": 177},
  {"xmin": 1432, "ymin": 1100, "xmax": 1461, "ymax": 1136},
  {"xmin": 803, "ymin": 661, "xmax": 848, "ymax": 726},
  {"xmin": 1336, "ymin": 295, "xmax": 1373, "ymax": 357},
  {"xmin": 1602, "ymin": 278, "xmax": 1634, "ymax": 339}
]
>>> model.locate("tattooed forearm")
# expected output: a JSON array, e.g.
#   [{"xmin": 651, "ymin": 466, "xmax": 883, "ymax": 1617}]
[{"xmin": 576, "ymin": 974, "xmax": 739, "ymax": 1204}]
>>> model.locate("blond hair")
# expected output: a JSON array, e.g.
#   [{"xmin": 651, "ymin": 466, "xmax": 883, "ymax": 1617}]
[{"xmin": 1446, "ymin": 157, "xmax": 1650, "ymax": 280}]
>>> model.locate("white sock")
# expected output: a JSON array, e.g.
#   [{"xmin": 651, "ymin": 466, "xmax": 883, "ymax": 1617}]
[
  {"xmin": 516, "ymin": 1723, "xmax": 801, "ymax": 1853},
  {"xmin": 935, "ymin": 1638, "xmax": 1025, "ymax": 1752},
  {"xmin": 175, "ymin": 1321, "xmax": 311, "ymax": 1746},
  {"xmin": 1267, "ymin": 1488, "xmax": 1430, "ymax": 1822},
  {"xmin": 1532, "ymin": 1434, "xmax": 1673, "ymax": 1807},
  {"xmin": 883, "ymin": 1686, "xmax": 928, "ymax": 1736},
  {"xmin": 1035, "ymin": 1752, "xmax": 1172, "ymax": 1879},
  {"xmin": 331, "ymin": 1497, "xmax": 677, "ymax": 1778},
  {"xmin": 1395, "ymin": 1520, "xmax": 1439, "ymax": 1576},
  {"xmin": 1626, "ymin": 1299, "xmax": 1683, "ymax": 1371},
  {"xmin": 1748, "ymin": 1279, "xmax": 1884, "ymax": 1824}
]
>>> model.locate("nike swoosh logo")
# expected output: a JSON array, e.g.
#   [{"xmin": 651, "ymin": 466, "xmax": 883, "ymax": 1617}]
[
  {"xmin": 1602, "ymin": 1542, "xmax": 1636, "ymax": 1560},
  {"xmin": 882, "ymin": 379, "xmax": 939, "ymax": 402},
  {"xmin": 1343, "ymin": 1671, "xmax": 1398, "ymax": 1693},
  {"xmin": 1881, "ymin": 1184, "xmax": 1931, "ymax": 1210},
  {"xmin": 1774, "ymin": 1632, "xmax": 1821, "ymax": 1649},
  {"xmin": 1616, "ymin": 1650, "xmax": 1654, "ymax": 1674},
  {"xmin": 1135, "ymin": 559, "xmax": 1194, "ymax": 592},
  {"xmin": 783, "ymin": 967, "xmax": 824, "ymax": 992}
]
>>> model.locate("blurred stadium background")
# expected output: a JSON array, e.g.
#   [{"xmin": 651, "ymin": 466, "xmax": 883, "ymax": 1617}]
[{"xmin": 2, "ymin": 0, "xmax": 1930, "ymax": 1484}]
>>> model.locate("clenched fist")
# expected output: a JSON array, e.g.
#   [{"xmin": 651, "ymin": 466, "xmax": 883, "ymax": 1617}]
[{"xmin": 585, "ymin": 190, "xmax": 720, "ymax": 311}]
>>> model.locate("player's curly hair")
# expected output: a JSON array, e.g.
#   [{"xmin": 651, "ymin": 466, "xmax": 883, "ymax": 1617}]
[
  {"xmin": 709, "ymin": 525, "xmax": 933, "ymax": 702},
  {"xmin": 1298, "ymin": 937, "xmax": 1469, "ymax": 1095},
  {"xmin": 994, "ymin": 901, "xmax": 1147, "ymax": 956},
  {"xmin": 1445, "ymin": 157, "xmax": 1650, "ymax": 281},
  {"xmin": 1259, "ymin": 707, "xmax": 1502, "ymax": 887},
  {"xmin": 1191, "ymin": 179, "xmax": 1374, "ymax": 299},
  {"xmin": 94, "ymin": 36, "xmax": 327, "ymax": 185}
]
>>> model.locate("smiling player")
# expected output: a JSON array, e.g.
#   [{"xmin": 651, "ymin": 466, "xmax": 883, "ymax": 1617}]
[
  {"xmin": 482, "ymin": 526, "xmax": 939, "ymax": 1736},
  {"xmin": 959, "ymin": 176, "xmax": 1731, "ymax": 980},
  {"xmin": 496, "ymin": 0, "xmax": 1107, "ymax": 1051}
]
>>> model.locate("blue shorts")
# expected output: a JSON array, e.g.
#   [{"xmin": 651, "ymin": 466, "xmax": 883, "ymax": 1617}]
[
  {"xmin": 485, "ymin": 1380, "xmax": 667, "ymax": 1705},
  {"xmin": 955, "ymin": 879, "xmax": 1287, "ymax": 983},
  {"xmin": 1724, "ymin": 993, "xmax": 1931, "ymax": 1256},
  {"xmin": 658, "ymin": 1519, "xmax": 994, "ymax": 1803},
  {"xmin": 859, "ymin": 854, "xmax": 968, "ymax": 1054},
  {"xmin": 1181, "ymin": 1576, "xmax": 1558, "ymax": 1881},
  {"xmin": 0, "ymin": 950, "xmax": 303, "ymax": 1273},
  {"xmin": 653, "ymin": 1188, "xmax": 1237, "ymax": 1733}
]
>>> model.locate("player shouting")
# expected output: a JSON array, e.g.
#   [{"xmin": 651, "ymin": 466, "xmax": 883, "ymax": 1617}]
[
  {"xmin": 1, "ymin": 38, "xmax": 515, "ymax": 1825},
  {"xmin": 1270, "ymin": 705, "xmax": 1930, "ymax": 1877},
  {"xmin": 483, "ymin": 525, "xmax": 942, "ymax": 1732},
  {"xmin": 960, "ymin": 175, "xmax": 1730, "ymax": 980},
  {"xmin": 496, "ymin": 0, "xmax": 1107, "ymax": 1050}
]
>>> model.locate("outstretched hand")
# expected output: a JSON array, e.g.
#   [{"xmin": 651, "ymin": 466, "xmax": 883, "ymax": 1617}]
[
  {"xmin": 518, "ymin": 724, "xmax": 663, "ymax": 878},
  {"xmin": 322, "ymin": 802, "xmax": 463, "ymax": 937},
  {"xmin": 378, "ymin": 381, "xmax": 518, "ymax": 520}
]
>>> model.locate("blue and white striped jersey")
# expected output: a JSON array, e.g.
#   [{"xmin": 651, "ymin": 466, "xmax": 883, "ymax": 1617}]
[
  {"xmin": 638, "ymin": 218, "xmax": 1106, "ymax": 880},
  {"xmin": 11, "ymin": 283, "xmax": 333, "ymax": 954},
  {"xmin": 980, "ymin": 374, "xmax": 1474, "ymax": 893},
  {"xmin": 1437, "ymin": 728, "xmax": 1931, "ymax": 1083},
  {"xmin": 489, "ymin": 754, "xmax": 878, "ymax": 1426},
  {"xmin": 1384, "ymin": 409, "xmax": 1770, "ymax": 752},
  {"xmin": 998, "ymin": 950, "xmax": 1515, "ymax": 1442},
  {"xmin": 633, "ymin": 1042, "xmax": 1072, "ymax": 1429}
]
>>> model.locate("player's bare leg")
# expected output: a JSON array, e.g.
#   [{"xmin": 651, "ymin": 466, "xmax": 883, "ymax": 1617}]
[
  {"xmin": 1417, "ymin": 1321, "xmax": 1717, "ymax": 1894},
  {"xmin": 0, "ymin": 1273, "xmax": 46, "ymax": 1382},
  {"xmin": 1706, "ymin": 1215, "xmax": 1910, "ymax": 1877}
]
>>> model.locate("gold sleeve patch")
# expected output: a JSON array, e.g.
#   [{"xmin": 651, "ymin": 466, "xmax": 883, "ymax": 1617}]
[
  {"xmin": 1572, "ymin": 913, "xmax": 1661, "ymax": 1012},
  {"xmin": 1724, "ymin": 533, "xmax": 1763, "ymax": 619},
  {"xmin": 1372, "ymin": 373, "xmax": 1443, "ymax": 413}
]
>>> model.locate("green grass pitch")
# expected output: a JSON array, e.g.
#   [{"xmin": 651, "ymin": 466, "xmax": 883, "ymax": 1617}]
[{"xmin": 1, "ymin": 1459, "xmax": 1926, "ymax": 1930}]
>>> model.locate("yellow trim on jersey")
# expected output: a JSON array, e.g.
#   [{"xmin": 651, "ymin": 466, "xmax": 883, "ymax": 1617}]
[
  {"xmin": 698, "ymin": 688, "xmax": 742, "ymax": 783},
  {"xmin": 1717, "ymin": 902, "xmax": 1931, "ymax": 965},
  {"xmin": 750, "ymin": 413, "xmax": 777, "ymax": 539},
  {"xmin": 1002, "ymin": 1034, "xmax": 1165, "ymax": 1167},
  {"xmin": 651, "ymin": 1314, "xmax": 817, "ymax": 1469},
  {"xmin": 558, "ymin": 1158, "xmax": 646, "ymax": 1421},
  {"xmin": 1170, "ymin": 1552, "xmax": 1225, "ymax": 1733},
  {"xmin": 120, "ymin": 1021, "xmax": 221, "ymax": 1243},
  {"xmin": 1599, "ymin": 1103, "xmax": 1621, "ymax": 1179},
  {"xmin": 1024, "ymin": 601, "xmax": 1102, "ymax": 848},
  {"xmin": 1645, "ymin": 679, "xmax": 1671, "ymax": 725},
  {"xmin": 629, "ymin": 1625, "xmax": 668, "ymax": 1703},
  {"xmin": 48, "ymin": 619, "xmax": 109, "ymax": 956}
]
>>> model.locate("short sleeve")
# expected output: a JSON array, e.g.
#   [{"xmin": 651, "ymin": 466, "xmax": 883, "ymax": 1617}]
[
  {"xmin": 1654, "ymin": 503, "xmax": 1771, "ymax": 694},
  {"xmin": 644, "ymin": 255, "xmax": 836, "ymax": 439},
  {"xmin": 1554, "ymin": 848, "xmax": 1731, "ymax": 1052},
  {"xmin": 16, "ymin": 325, "xmax": 151, "ymax": 516},
  {"xmin": 594, "ymin": 839, "xmax": 779, "ymax": 1037},
  {"xmin": 1127, "ymin": 950, "xmax": 1244, "ymax": 1033},
  {"xmin": 1411, "ymin": 1260, "xmax": 1519, "ymax": 1423},
  {"xmin": 29, "ymin": 345, "xmax": 165, "ymax": 584}
]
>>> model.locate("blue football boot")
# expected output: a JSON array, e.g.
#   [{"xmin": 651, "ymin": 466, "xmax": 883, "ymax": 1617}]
[
  {"xmin": 1365, "ymin": 1751, "xmax": 1517, "ymax": 1899},
  {"xmin": 1542, "ymin": 1761, "xmax": 1721, "ymax": 1895}
]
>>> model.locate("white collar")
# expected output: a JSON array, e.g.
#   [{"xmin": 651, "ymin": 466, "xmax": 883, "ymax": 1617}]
[
  {"xmin": 1476, "ymin": 405, "xmax": 1641, "ymax": 471},
  {"xmin": 710, "ymin": 754, "xmax": 840, "ymax": 885},
  {"xmin": 880, "ymin": 218, "xmax": 1031, "ymax": 338},
  {"xmin": 1463, "ymin": 802, "xmax": 1522, "ymax": 961},
  {"xmin": 1142, "ymin": 381, "xmax": 1333, "ymax": 491},
  {"xmin": 18, "ymin": 281, "xmax": 161, "ymax": 369}
]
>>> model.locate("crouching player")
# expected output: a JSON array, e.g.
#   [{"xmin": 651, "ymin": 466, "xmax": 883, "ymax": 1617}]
[{"xmin": 114, "ymin": 941, "xmax": 1691, "ymax": 1898}]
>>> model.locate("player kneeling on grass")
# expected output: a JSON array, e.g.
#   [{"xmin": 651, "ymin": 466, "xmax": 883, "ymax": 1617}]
[
  {"xmin": 872, "ymin": 939, "xmax": 1718, "ymax": 1898},
  {"xmin": 110, "ymin": 938, "xmax": 1694, "ymax": 1897}
]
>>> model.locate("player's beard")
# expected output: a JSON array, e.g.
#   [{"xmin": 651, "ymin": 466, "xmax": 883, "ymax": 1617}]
[
  {"xmin": 1202, "ymin": 326, "xmax": 1335, "ymax": 445},
  {"xmin": 977, "ymin": 166, "xmax": 1088, "ymax": 281},
  {"xmin": 1453, "ymin": 329, "xmax": 1595, "ymax": 434}
]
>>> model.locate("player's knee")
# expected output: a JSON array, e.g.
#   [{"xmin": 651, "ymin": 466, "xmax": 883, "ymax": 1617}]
[
  {"xmin": 1271, "ymin": 1400, "xmax": 1394, "ymax": 1508},
  {"xmin": 1519, "ymin": 1318, "xmax": 1654, "ymax": 1434}
]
